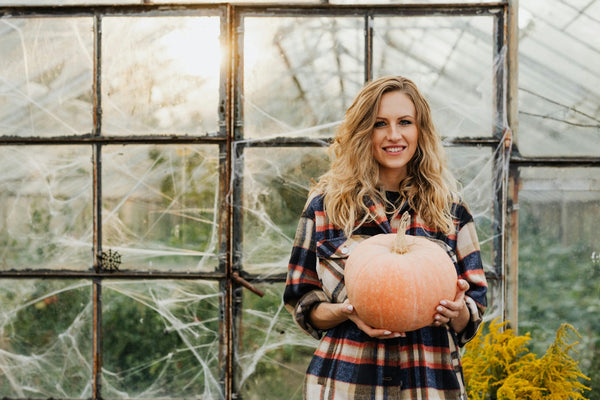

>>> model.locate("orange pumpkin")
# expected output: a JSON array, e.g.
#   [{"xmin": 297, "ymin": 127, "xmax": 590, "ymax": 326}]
[{"xmin": 344, "ymin": 213, "xmax": 457, "ymax": 332}]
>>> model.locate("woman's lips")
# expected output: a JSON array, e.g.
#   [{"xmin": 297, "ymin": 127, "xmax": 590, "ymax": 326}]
[{"xmin": 383, "ymin": 146, "xmax": 406, "ymax": 153}]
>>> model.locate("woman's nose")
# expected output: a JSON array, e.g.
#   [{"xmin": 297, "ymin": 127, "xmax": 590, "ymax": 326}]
[{"xmin": 387, "ymin": 125, "xmax": 402, "ymax": 140}]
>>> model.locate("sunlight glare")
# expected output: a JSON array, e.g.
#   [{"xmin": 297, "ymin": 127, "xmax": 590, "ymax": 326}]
[{"xmin": 162, "ymin": 18, "xmax": 221, "ymax": 79}]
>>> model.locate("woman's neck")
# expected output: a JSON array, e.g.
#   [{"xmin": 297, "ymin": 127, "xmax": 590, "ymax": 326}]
[{"xmin": 378, "ymin": 168, "xmax": 407, "ymax": 192}]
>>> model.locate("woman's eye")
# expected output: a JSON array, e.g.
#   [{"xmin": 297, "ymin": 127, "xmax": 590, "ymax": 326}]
[
  {"xmin": 374, "ymin": 121, "xmax": 387, "ymax": 128},
  {"xmin": 399, "ymin": 119, "xmax": 412, "ymax": 126}
]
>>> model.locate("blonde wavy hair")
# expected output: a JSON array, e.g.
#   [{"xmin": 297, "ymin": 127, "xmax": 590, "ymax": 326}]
[{"xmin": 313, "ymin": 75, "xmax": 458, "ymax": 236}]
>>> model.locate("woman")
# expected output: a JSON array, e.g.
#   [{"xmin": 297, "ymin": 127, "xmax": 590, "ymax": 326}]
[{"xmin": 283, "ymin": 76, "xmax": 488, "ymax": 399}]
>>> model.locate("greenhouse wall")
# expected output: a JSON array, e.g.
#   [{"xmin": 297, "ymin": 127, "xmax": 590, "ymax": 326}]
[{"xmin": 0, "ymin": 0, "xmax": 598, "ymax": 398}]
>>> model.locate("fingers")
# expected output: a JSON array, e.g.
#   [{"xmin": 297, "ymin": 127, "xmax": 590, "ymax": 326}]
[
  {"xmin": 340, "ymin": 300, "xmax": 354, "ymax": 315},
  {"xmin": 450, "ymin": 279, "xmax": 469, "ymax": 303},
  {"xmin": 433, "ymin": 299, "xmax": 462, "ymax": 326},
  {"xmin": 380, "ymin": 330, "xmax": 406, "ymax": 339},
  {"xmin": 370, "ymin": 328, "xmax": 406, "ymax": 339},
  {"xmin": 431, "ymin": 280, "xmax": 469, "ymax": 330},
  {"xmin": 347, "ymin": 309, "xmax": 406, "ymax": 339},
  {"xmin": 433, "ymin": 306, "xmax": 453, "ymax": 326},
  {"xmin": 457, "ymin": 279, "xmax": 470, "ymax": 291}
]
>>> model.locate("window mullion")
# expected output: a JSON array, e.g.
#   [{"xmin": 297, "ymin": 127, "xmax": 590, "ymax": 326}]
[{"xmin": 92, "ymin": 12, "xmax": 104, "ymax": 399}]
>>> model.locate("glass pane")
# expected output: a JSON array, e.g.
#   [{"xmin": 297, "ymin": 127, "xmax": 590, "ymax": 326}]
[
  {"xmin": 373, "ymin": 16, "xmax": 495, "ymax": 138},
  {"xmin": 102, "ymin": 145, "xmax": 220, "ymax": 272},
  {"xmin": 518, "ymin": 167, "xmax": 600, "ymax": 383},
  {"xmin": 158, "ymin": 0, "xmax": 319, "ymax": 2},
  {"xmin": 102, "ymin": 16, "xmax": 222, "ymax": 135},
  {"xmin": 482, "ymin": 276, "xmax": 502, "ymax": 322},
  {"xmin": 237, "ymin": 283, "xmax": 316, "ymax": 400},
  {"xmin": 0, "ymin": 18, "xmax": 93, "ymax": 137},
  {"xmin": 241, "ymin": 147, "xmax": 329, "ymax": 276},
  {"xmin": 446, "ymin": 146, "xmax": 495, "ymax": 275},
  {"xmin": 518, "ymin": 0, "xmax": 600, "ymax": 156},
  {"xmin": 0, "ymin": 146, "xmax": 93, "ymax": 270},
  {"xmin": 333, "ymin": 0, "xmax": 499, "ymax": 3},
  {"xmin": 4, "ymin": 0, "xmax": 136, "ymax": 4},
  {"xmin": 243, "ymin": 17, "xmax": 364, "ymax": 139},
  {"xmin": 241, "ymin": 145, "xmax": 497, "ymax": 277},
  {"xmin": 102, "ymin": 280, "xmax": 222, "ymax": 398},
  {"xmin": 0, "ymin": 279, "xmax": 92, "ymax": 398}
]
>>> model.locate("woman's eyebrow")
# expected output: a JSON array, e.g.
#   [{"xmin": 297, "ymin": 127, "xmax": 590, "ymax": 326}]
[{"xmin": 376, "ymin": 114, "xmax": 414, "ymax": 119}]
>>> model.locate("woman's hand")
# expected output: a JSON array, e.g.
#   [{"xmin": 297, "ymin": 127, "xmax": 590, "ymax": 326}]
[
  {"xmin": 347, "ymin": 303, "xmax": 406, "ymax": 339},
  {"xmin": 310, "ymin": 299, "xmax": 405, "ymax": 339},
  {"xmin": 432, "ymin": 279, "xmax": 470, "ymax": 332}
]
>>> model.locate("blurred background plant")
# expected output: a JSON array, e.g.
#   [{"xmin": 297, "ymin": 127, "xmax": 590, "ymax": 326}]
[{"xmin": 463, "ymin": 318, "xmax": 591, "ymax": 400}]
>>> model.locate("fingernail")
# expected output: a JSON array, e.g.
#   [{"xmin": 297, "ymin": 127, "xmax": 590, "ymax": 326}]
[
  {"xmin": 393, "ymin": 333, "xmax": 402, "ymax": 338},
  {"xmin": 437, "ymin": 306, "xmax": 444, "ymax": 312},
  {"xmin": 440, "ymin": 300, "xmax": 447, "ymax": 306},
  {"xmin": 346, "ymin": 305, "xmax": 353, "ymax": 312},
  {"xmin": 384, "ymin": 330, "xmax": 392, "ymax": 335}
]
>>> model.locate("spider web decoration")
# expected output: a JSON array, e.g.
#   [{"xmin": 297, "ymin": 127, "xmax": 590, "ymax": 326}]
[
  {"xmin": 0, "ymin": 5, "xmax": 598, "ymax": 398},
  {"xmin": 101, "ymin": 249, "xmax": 121, "ymax": 272}
]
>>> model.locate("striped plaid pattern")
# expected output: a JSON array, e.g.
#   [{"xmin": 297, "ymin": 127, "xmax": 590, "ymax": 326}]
[{"xmin": 283, "ymin": 193, "xmax": 488, "ymax": 399}]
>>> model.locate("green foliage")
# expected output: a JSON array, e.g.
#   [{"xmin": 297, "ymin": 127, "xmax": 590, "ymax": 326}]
[
  {"xmin": 463, "ymin": 319, "xmax": 591, "ymax": 400},
  {"xmin": 102, "ymin": 282, "xmax": 221, "ymax": 396},
  {"xmin": 237, "ymin": 284, "xmax": 315, "ymax": 400},
  {"xmin": 245, "ymin": 149, "xmax": 328, "ymax": 237},
  {"xmin": 9, "ymin": 281, "xmax": 89, "ymax": 355},
  {"xmin": 102, "ymin": 291, "xmax": 183, "ymax": 392},
  {"xmin": 518, "ymin": 206, "xmax": 600, "ymax": 398},
  {"xmin": 242, "ymin": 149, "xmax": 329, "ymax": 268},
  {"xmin": 150, "ymin": 146, "xmax": 217, "ymax": 248},
  {"xmin": 1, "ymin": 281, "xmax": 92, "ymax": 396}
]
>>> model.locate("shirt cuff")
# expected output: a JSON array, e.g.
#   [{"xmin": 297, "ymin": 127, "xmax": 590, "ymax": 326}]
[
  {"xmin": 456, "ymin": 295, "xmax": 484, "ymax": 347},
  {"xmin": 292, "ymin": 290, "xmax": 330, "ymax": 340}
]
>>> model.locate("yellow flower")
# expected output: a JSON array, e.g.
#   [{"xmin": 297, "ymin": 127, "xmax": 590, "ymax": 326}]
[{"xmin": 462, "ymin": 318, "xmax": 591, "ymax": 400}]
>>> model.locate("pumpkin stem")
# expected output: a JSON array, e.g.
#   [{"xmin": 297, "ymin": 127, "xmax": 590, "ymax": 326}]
[{"xmin": 393, "ymin": 211, "xmax": 411, "ymax": 254}]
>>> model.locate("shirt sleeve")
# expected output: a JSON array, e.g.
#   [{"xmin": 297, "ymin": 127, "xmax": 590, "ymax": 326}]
[
  {"xmin": 283, "ymin": 196, "xmax": 329, "ymax": 339},
  {"xmin": 454, "ymin": 203, "xmax": 488, "ymax": 346}
]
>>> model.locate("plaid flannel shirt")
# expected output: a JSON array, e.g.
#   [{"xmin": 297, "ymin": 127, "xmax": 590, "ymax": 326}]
[{"xmin": 283, "ymin": 192, "xmax": 488, "ymax": 400}]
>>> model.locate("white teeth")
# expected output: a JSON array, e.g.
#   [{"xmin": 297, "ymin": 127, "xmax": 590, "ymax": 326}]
[{"xmin": 385, "ymin": 147, "xmax": 404, "ymax": 153}]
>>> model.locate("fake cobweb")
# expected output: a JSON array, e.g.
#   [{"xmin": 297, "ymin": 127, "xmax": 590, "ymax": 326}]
[{"xmin": 2, "ymin": 8, "xmax": 597, "ymax": 399}]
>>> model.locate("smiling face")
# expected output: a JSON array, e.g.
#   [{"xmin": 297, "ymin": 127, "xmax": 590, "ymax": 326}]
[{"xmin": 371, "ymin": 90, "xmax": 419, "ymax": 191}]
